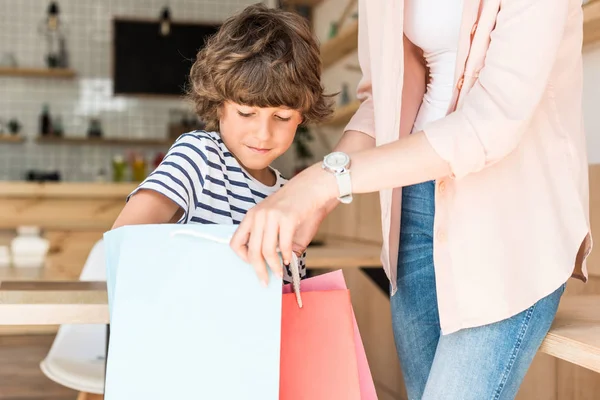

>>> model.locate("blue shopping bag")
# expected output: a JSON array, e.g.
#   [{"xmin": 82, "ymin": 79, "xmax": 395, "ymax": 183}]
[{"xmin": 103, "ymin": 224, "xmax": 283, "ymax": 400}]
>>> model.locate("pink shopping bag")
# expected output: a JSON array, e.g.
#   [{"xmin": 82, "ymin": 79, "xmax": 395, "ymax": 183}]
[{"xmin": 282, "ymin": 269, "xmax": 377, "ymax": 400}]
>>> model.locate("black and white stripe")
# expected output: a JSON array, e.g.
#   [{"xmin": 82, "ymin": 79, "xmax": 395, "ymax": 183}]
[{"xmin": 129, "ymin": 130, "xmax": 307, "ymax": 283}]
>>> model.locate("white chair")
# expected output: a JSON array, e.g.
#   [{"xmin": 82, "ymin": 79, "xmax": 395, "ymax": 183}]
[{"xmin": 40, "ymin": 239, "xmax": 107, "ymax": 398}]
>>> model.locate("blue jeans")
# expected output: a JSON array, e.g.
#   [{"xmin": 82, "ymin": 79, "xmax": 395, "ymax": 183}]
[{"xmin": 391, "ymin": 181, "xmax": 565, "ymax": 400}]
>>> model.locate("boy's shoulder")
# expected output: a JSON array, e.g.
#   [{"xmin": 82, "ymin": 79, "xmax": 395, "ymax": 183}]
[
  {"xmin": 170, "ymin": 130, "xmax": 235, "ymax": 161},
  {"xmin": 172, "ymin": 130, "xmax": 224, "ymax": 151}
]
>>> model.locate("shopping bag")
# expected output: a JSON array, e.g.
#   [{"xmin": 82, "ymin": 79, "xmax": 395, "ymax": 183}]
[
  {"xmin": 282, "ymin": 270, "xmax": 377, "ymax": 400},
  {"xmin": 103, "ymin": 224, "xmax": 283, "ymax": 400}
]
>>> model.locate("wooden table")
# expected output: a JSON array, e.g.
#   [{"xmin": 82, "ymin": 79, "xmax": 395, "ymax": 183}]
[
  {"xmin": 0, "ymin": 281, "xmax": 109, "ymax": 325},
  {"xmin": 2, "ymin": 287, "xmax": 599, "ymax": 374},
  {"xmin": 1, "ymin": 251, "xmax": 598, "ymax": 400},
  {"xmin": 0, "ymin": 239, "xmax": 383, "ymax": 326}
]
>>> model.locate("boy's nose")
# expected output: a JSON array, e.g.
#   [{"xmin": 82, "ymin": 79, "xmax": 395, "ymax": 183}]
[{"xmin": 254, "ymin": 119, "xmax": 272, "ymax": 141}]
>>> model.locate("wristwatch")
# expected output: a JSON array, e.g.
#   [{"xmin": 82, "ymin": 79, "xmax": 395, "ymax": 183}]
[{"xmin": 322, "ymin": 151, "xmax": 353, "ymax": 204}]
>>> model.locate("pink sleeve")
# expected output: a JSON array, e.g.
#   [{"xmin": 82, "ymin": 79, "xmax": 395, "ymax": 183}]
[{"xmin": 422, "ymin": 0, "xmax": 570, "ymax": 179}]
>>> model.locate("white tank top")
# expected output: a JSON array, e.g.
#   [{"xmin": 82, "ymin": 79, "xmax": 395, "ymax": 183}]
[{"xmin": 403, "ymin": 0, "xmax": 464, "ymax": 131}]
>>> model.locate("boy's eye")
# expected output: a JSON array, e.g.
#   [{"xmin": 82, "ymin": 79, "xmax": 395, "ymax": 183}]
[
  {"xmin": 275, "ymin": 115, "xmax": 292, "ymax": 122},
  {"xmin": 237, "ymin": 111, "xmax": 253, "ymax": 118}
]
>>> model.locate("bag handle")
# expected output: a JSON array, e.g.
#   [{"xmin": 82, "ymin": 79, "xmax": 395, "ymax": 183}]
[{"xmin": 171, "ymin": 229, "xmax": 303, "ymax": 307}]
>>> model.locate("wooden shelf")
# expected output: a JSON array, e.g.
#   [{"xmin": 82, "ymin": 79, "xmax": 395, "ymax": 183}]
[
  {"xmin": 321, "ymin": 100, "xmax": 360, "ymax": 127},
  {"xmin": 584, "ymin": 0, "xmax": 600, "ymax": 46},
  {"xmin": 0, "ymin": 67, "xmax": 76, "ymax": 79},
  {"xmin": 35, "ymin": 136, "xmax": 171, "ymax": 147},
  {"xmin": 0, "ymin": 135, "xmax": 25, "ymax": 143},
  {"xmin": 320, "ymin": 19, "xmax": 359, "ymax": 69},
  {"xmin": 540, "ymin": 295, "xmax": 600, "ymax": 373}
]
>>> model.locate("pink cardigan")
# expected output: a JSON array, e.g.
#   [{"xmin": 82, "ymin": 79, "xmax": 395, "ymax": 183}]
[{"xmin": 344, "ymin": 0, "xmax": 591, "ymax": 334}]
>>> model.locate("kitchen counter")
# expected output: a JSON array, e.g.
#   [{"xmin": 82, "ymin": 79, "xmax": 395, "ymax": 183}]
[
  {"xmin": 0, "ymin": 181, "xmax": 138, "ymax": 199},
  {"xmin": 0, "ymin": 182, "xmax": 137, "ymax": 284},
  {"xmin": 0, "ymin": 182, "xmax": 135, "ymax": 231}
]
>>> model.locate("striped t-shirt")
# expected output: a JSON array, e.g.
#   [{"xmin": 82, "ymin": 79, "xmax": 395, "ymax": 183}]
[{"xmin": 129, "ymin": 130, "xmax": 307, "ymax": 283}]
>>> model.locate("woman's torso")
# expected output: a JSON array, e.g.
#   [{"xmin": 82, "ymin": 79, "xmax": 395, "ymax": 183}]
[
  {"xmin": 403, "ymin": 0, "xmax": 464, "ymax": 131},
  {"xmin": 344, "ymin": 0, "xmax": 590, "ymax": 334}
]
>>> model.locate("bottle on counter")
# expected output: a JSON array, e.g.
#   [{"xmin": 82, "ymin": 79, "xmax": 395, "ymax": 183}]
[
  {"xmin": 130, "ymin": 151, "xmax": 147, "ymax": 182},
  {"xmin": 112, "ymin": 155, "xmax": 127, "ymax": 182},
  {"xmin": 153, "ymin": 152, "xmax": 165, "ymax": 169},
  {"xmin": 40, "ymin": 104, "xmax": 52, "ymax": 136}
]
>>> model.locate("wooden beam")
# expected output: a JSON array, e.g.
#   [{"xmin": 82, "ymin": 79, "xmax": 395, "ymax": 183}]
[
  {"xmin": 584, "ymin": 0, "xmax": 600, "ymax": 47},
  {"xmin": 334, "ymin": 0, "xmax": 357, "ymax": 32},
  {"xmin": 320, "ymin": 20, "xmax": 359, "ymax": 69},
  {"xmin": 539, "ymin": 295, "xmax": 600, "ymax": 373},
  {"xmin": 0, "ymin": 135, "xmax": 25, "ymax": 143},
  {"xmin": 321, "ymin": 100, "xmax": 360, "ymax": 127},
  {"xmin": 36, "ymin": 136, "xmax": 171, "ymax": 147},
  {"xmin": 0, "ymin": 67, "xmax": 76, "ymax": 79}
]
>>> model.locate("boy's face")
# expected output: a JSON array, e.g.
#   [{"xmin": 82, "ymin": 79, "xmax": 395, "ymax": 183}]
[{"xmin": 219, "ymin": 101, "xmax": 303, "ymax": 174}]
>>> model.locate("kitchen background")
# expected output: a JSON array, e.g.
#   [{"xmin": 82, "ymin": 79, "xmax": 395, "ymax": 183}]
[
  {"xmin": 1, "ymin": 2, "xmax": 600, "ymax": 400},
  {"xmin": 0, "ymin": 0, "xmax": 349, "ymax": 183},
  {"xmin": 1, "ymin": 0, "xmax": 599, "ymax": 180}
]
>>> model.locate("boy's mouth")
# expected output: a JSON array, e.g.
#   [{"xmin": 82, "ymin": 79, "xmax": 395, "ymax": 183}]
[{"xmin": 246, "ymin": 145, "xmax": 271, "ymax": 154}]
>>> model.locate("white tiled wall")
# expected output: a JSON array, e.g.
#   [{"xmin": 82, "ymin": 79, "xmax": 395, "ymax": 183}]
[{"xmin": 0, "ymin": 0, "xmax": 266, "ymax": 182}]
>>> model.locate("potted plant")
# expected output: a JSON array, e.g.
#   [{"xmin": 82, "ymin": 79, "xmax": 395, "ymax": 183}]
[
  {"xmin": 293, "ymin": 125, "xmax": 314, "ymax": 176},
  {"xmin": 8, "ymin": 118, "xmax": 22, "ymax": 135}
]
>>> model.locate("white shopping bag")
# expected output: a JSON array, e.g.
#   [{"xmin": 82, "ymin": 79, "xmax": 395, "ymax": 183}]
[{"xmin": 103, "ymin": 224, "xmax": 282, "ymax": 399}]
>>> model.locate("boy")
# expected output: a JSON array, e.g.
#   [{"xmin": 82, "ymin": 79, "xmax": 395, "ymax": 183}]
[{"xmin": 111, "ymin": 3, "xmax": 334, "ymax": 284}]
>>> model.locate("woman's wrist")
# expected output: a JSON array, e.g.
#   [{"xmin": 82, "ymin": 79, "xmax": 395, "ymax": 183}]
[{"xmin": 308, "ymin": 162, "xmax": 340, "ymax": 204}]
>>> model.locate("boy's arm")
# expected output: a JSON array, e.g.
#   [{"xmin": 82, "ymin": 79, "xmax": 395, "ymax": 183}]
[{"xmin": 111, "ymin": 189, "xmax": 183, "ymax": 229}]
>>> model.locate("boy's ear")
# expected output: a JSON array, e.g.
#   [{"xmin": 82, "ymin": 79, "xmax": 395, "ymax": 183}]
[{"xmin": 216, "ymin": 103, "xmax": 224, "ymax": 123}]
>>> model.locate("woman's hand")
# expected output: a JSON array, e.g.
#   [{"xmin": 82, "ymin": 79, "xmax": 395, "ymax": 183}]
[{"xmin": 230, "ymin": 163, "xmax": 337, "ymax": 286}]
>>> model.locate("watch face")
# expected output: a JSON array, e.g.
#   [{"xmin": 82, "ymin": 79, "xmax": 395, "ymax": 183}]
[{"xmin": 325, "ymin": 152, "xmax": 350, "ymax": 169}]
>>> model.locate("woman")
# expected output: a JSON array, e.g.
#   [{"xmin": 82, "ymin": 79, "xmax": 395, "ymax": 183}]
[{"xmin": 231, "ymin": 0, "xmax": 592, "ymax": 398}]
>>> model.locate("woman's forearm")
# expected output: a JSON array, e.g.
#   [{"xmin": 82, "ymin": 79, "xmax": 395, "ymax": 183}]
[
  {"xmin": 311, "ymin": 130, "xmax": 451, "ymax": 204},
  {"xmin": 348, "ymin": 130, "xmax": 450, "ymax": 194}
]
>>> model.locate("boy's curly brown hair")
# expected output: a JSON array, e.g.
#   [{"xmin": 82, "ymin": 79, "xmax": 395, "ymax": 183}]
[{"xmin": 186, "ymin": 3, "xmax": 335, "ymax": 131}]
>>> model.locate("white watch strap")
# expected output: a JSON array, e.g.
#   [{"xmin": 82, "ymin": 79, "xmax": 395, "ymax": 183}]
[{"xmin": 335, "ymin": 170, "xmax": 352, "ymax": 204}]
